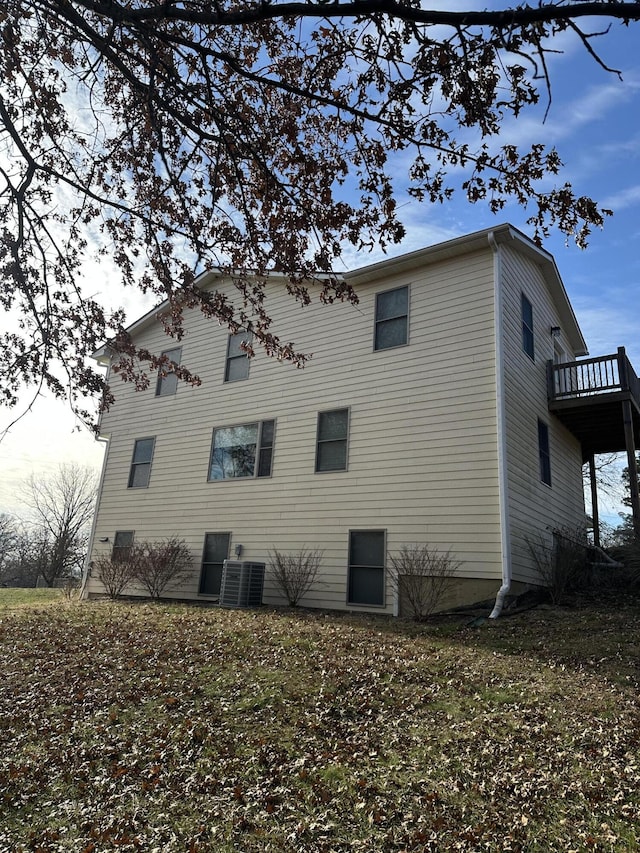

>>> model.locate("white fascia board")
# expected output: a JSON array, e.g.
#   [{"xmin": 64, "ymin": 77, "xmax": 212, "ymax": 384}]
[
  {"xmin": 344, "ymin": 223, "xmax": 588, "ymax": 357},
  {"xmin": 91, "ymin": 223, "xmax": 588, "ymax": 360}
]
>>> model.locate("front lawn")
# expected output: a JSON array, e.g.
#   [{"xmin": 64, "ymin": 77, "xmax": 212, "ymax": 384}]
[{"xmin": 1, "ymin": 596, "xmax": 639, "ymax": 851}]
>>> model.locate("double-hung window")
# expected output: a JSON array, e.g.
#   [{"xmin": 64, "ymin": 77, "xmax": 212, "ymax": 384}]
[
  {"xmin": 112, "ymin": 530, "xmax": 134, "ymax": 562},
  {"xmin": 374, "ymin": 285, "xmax": 409, "ymax": 351},
  {"xmin": 128, "ymin": 438, "xmax": 155, "ymax": 488},
  {"xmin": 199, "ymin": 532, "xmax": 231, "ymax": 595},
  {"xmin": 521, "ymin": 294, "xmax": 535, "ymax": 360},
  {"xmin": 225, "ymin": 332, "xmax": 253, "ymax": 382},
  {"xmin": 348, "ymin": 530, "xmax": 385, "ymax": 606},
  {"xmin": 155, "ymin": 347, "xmax": 182, "ymax": 397},
  {"xmin": 316, "ymin": 408, "xmax": 349, "ymax": 472},
  {"xmin": 208, "ymin": 420, "xmax": 275, "ymax": 480},
  {"xmin": 538, "ymin": 419, "xmax": 551, "ymax": 486}
]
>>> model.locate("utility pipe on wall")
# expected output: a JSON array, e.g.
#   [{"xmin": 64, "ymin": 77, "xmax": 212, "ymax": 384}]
[{"xmin": 488, "ymin": 230, "xmax": 512, "ymax": 619}]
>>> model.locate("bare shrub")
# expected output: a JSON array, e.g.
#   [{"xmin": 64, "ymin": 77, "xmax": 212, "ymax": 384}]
[
  {"xmin": 60, "ymin": 576, "xmax": 80, "ymax": 601},
  {"xmin": 388, "ymin": 544, "xmax": 461, "ymax": 620},
  {"xmin": 608, "ymin": 536, "xmax": 640, "ymax": 589},
  {"xmin": 93, "ymin": 554, "xmax": 137, "ymax": 599},
  {"xmin": 133, "ymin": 537, "xmax": 193, "ymax": 600},
  {"xmin": 527, "ymin": 526, "xmax": 588, "ymax": 604},
  {"xmin": 269, "ymin": 547, "xmax": 323, "ymax": 606}
]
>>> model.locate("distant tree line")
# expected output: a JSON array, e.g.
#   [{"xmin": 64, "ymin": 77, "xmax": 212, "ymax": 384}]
[{"xmin": 0, "ymin": 465, "xmax": 97, "ymax": 588}]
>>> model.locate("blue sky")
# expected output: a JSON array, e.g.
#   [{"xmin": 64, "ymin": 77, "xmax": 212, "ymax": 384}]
[{"xmin": 0, "ymin": 10, "xmax": 639, "ymax": 522}]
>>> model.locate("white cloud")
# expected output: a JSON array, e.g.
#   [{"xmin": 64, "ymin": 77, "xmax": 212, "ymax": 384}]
[
  {"xmin": 571, "ymin": 296, "xmax": 640, "ymax": 366},
  {"xmin": 601, "ymin": 184, "xmax": 640, "ymax": 212},
  {"xmin": 0, "ymin": 392, "xmax": 105, "ymax": 516}
]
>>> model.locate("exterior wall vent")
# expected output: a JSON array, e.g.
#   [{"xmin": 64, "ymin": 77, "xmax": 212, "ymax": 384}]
[{"xmin": 219, "ymin": 560, "xmax": 265, "ymax": 607}]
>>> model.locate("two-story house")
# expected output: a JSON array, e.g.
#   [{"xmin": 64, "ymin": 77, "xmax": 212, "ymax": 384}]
[{"xmin": 83, "ymin": 224, "xmax": 640, "ymax": 614}]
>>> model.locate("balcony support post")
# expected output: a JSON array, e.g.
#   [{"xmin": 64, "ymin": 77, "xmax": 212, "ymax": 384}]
[
  {"xmin": 618, "ymin": 346, "xmax": 629, "ymax": 391},
  {"xmin": 588, "ymin": 453, "xmax": 601, "ymax": 548},
  {"xmin": 622, "ymin": 398, "xmax": 640, "ymax": 537}
]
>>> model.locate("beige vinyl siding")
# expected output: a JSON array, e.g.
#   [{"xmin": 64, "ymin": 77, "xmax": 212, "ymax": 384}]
[
  {"xmin": 500, "ymin": 244, "xmax": 585, "ymax": 586},
  {"xmin": 88, "ymin": 248, "xmax": 503, "ymax": 610}
]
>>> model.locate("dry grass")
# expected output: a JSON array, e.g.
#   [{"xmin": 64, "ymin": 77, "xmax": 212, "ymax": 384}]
[
  {"xmin": 1, "ymin": 593, "xmax": 639, "ymax": 851},
  {"xmin": 0, "ymin": 587, "xmax": 63, "ymax": 609}
]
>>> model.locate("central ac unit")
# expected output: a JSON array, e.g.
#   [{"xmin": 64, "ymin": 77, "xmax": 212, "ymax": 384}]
[{"xmin": 219, "ymin": 560, "xmax": 265, "ymax": 608}]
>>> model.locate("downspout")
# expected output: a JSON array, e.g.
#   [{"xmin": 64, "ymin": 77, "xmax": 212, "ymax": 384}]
[
  {"xmin": 488, "ymin": 231, "xmax": 512, "ymax": 618},
  {"xmin": 80, "ymin": 356, "xmax": 112, "ymax": 600},
  {"xmin": 80, "ymin": 435, "xmax": 110, "ymax": 599}
]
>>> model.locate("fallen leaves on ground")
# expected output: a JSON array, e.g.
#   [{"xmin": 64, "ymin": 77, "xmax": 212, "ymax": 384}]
[{"xmin": 1, "ymin": 600, "xmax": 639, "ymax": 851}]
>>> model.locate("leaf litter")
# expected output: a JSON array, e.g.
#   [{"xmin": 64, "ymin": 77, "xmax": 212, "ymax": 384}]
[{"xmin": 1, "ymin": 600, "xmax": 639, "ymax": 851}]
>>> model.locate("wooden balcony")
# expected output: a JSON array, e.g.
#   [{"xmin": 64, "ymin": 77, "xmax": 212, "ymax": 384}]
[{"xmin": 547, "ymin": 347, "xmax": 640, "ymax": 459}]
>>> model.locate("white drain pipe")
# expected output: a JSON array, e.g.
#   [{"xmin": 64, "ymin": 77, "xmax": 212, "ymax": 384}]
[{"xmin": 488, "ymin": 231, "xmax": 512, "ymax": 618}]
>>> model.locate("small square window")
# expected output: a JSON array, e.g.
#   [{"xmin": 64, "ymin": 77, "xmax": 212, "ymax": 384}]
[
  {"xmin": 538, "ymin": 419, "xmax": 551, "ymax": 486},
  {"xmin": 225, "ymin": 332, "xmax": 253, "ymax": 382},
  {"xmin": 375, "ymin": 286, "xmax": 409, "ymax": 351},
  {"xmin": 128, "ymin": 438, "xmax": 155, "ymax": 488},
  {"xmin": 208, "ymin": 420, "xmax": 275, "ymax": 481},
  {"xmin": 316, "ymin": 408, "xmax": 349, "ymax": 472},
  {"xmin": 155, "ymin": 347, "xmax": 182, "ymax": 396},
  {"xmin": 199, "ymin": 532, "xmax": 231, "ymax": 595},
  {"xmin": 521, "ymin": 294, "xmax": 534, "ymax": 361}
]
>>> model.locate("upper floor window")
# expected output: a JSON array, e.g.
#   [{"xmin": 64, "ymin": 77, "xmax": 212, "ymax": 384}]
[
  {"xmin": 208, "ymin": 420, "xmax": 275, "ymax": 480},
  {"xmin": 374, "ymin": 285, "xmax": 409, "ymax": 351},
  {"xmin": 128, "ymin": 437, "xmax": 155, "ymax": 488},
  {"xmin": 538, "ymin": 419, "xmax": 551, "ymax": 486},
  {"xmin": 521, "ymin": 294, "xmax": 534, "ymax": 360},
  {"xmin": 112, "ymin": 530, "xmax": 134, "ymax": 562},
  {"xmin": 225, "ymin": 332, "xmax": 253, "ymax": 382},
  {"xmin": 316, "ymin": 408, "xmax": 349, "ymax": 472},
  {"xmin": 155, "ymin": 347, "xmax": 182, "ymax": 396}
]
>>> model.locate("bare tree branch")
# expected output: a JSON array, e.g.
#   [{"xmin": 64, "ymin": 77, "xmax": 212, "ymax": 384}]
[{"xmin": 67, "ymin": 0, "xmax": 640, "ymax": 29}]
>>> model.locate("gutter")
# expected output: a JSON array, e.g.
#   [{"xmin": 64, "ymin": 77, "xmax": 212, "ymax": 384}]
[{"xmin": 488, "ymin": 231, "xmax": 512, "ymax": 618}]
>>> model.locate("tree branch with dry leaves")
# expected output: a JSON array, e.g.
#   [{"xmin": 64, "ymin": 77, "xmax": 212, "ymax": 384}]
[{"xmin": 2, "ymin": 0, "xmax": 639, "ymax": 424}]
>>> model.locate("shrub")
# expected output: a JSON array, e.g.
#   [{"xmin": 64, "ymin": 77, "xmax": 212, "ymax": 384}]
[
  {"xmin": 269, "ymin": 547, "xmax": 323, "ymax": 606},
  {"xmin": 93, "ymin": 554, "xmax": 137, "ymax": 599},
  {"xmin": 132, "ymin": 537, "xmax": 193, "ymax": 599},
  {"xmin": 527, "ymin": 526, "xmax": 588, "ymax": 604},
  {"xmin": 388, "ymin": 544, "xmax": 461, "ymax": 620},
  {"xmin": 608, "ymin": 536, "xmax": 640, "ymax": 588},
  {"xmin": 60, "ymin": 576, "xmax": 80, "ymax": 600}
]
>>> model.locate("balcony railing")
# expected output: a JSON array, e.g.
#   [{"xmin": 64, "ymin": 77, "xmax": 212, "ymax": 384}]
[{"xmin": 548, "ymin": 347, "xmax": 640, "ymax": 404}]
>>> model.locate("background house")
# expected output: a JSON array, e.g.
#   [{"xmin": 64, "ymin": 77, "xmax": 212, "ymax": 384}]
[{"xmin": 83, "ymin": 224, "xmax": 639, "ymax": 613}]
